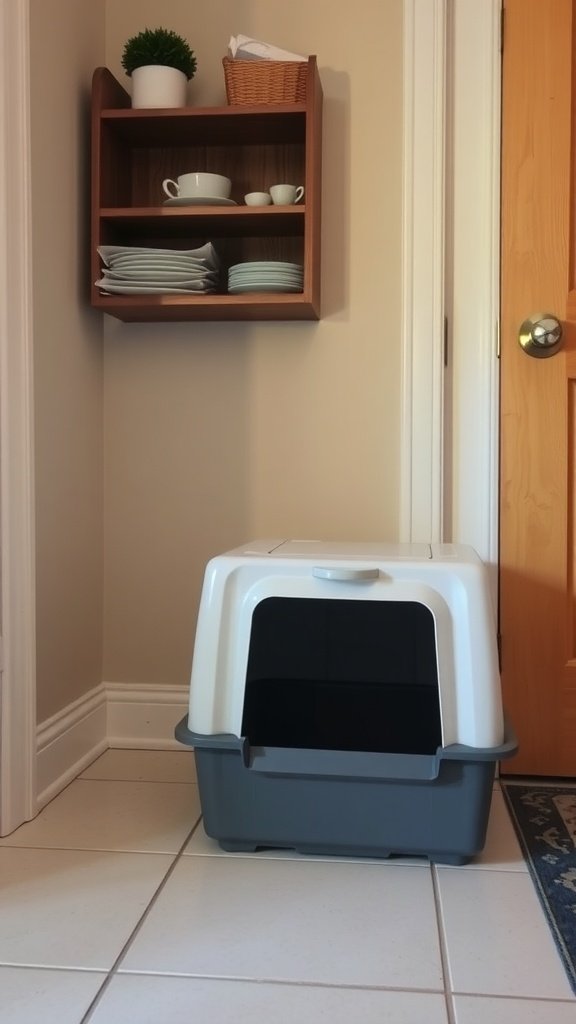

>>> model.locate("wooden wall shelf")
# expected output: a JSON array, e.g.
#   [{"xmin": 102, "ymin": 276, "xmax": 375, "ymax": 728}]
[{"xmin": 90, "ymin": 60, "xmax": 322, "ymax": 323}]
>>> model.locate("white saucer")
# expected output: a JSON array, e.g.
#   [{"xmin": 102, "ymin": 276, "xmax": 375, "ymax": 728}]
[
  {"xmin": 163, "ymin": 196, "xmax": 237, "ymax": 207},
  {"xmin": 229, "ymin": 261, "xmax": 303, "ymax": 272},
  {"xmin": 228, "ymin": 282, "xmax": 303, "ymax": 294}
]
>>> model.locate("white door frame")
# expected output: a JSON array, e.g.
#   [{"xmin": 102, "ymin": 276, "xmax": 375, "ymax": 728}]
[
  {"xmin": 401, "ymin": 0, "xmax": 501, "ymax": 577},
  {"xmin": 401, "ymin": 0, "xmax": 447, "ymax": 545},
  {"xmin": 0, "ymin": 0, "xmax": 36, "ymax": 835}
]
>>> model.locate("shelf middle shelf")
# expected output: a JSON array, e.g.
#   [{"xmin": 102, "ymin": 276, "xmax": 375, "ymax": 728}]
[{"xmin": 99, "ymin": 206, "xmax": 306, "ymax": 239}]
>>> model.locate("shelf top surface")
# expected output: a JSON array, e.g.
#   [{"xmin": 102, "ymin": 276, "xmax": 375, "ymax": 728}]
[
  {"xmin": 99, "ymin": 205, "xmax": 306, "ymax": 215},
  {"xmin": 99, "ymin": 106, "xmax": 307, "ymax": 146},
  {"xmin": 101, "ymin": 101, "xmax": 306, "ymax": 120}
]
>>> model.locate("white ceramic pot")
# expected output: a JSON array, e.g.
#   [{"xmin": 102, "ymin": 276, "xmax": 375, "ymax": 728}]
[{"xmin": 131, "ymin": 65, "xmax": 188, "ymax": 109}]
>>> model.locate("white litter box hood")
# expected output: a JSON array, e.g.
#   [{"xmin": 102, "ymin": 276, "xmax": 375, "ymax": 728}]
[{"xmin": 188, "ymin": 539, "xmax": 502, "ymax": 750}]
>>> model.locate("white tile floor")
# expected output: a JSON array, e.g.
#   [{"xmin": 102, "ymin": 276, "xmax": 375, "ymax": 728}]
[{"xmin": 1, "ymin": 750, "xmax": 575, "ymax": 1023}]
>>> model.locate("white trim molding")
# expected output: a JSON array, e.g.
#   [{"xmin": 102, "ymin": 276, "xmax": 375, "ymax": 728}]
[
  {"xmin": 0, "ymin": 0, "xmax": 37, "ymax": 836},
  {"xmin": 36, "ymin": 684, "xmax": 107, "ymax": 811},
  {"xmin": 401, "ymin": 0, "xmax": 447, "ymax": 543},
  {"xmin": 401, "ymin": 0, "xmax": 500, "ymax": 573},
  {"xmin": 106, "ymin": 682, "xmax": 188, "ymax": 750},
  {"xmin": 448, "ymin": 0, "xmax": 501, "ymax": 571}
]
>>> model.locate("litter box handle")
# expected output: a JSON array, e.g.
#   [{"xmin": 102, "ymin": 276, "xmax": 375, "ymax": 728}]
[{"xmin": 312, "ymin": 566, "xmax": 379, "ymax": 582}]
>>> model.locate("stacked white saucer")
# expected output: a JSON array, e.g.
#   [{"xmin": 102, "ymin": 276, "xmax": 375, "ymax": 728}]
[
  {"xmin": 227, "ymin": 260, "xmax": 303, "ymax": 294},
  {"xmin": 96, "ymin": 243, "xmax": 220, "ymax": 295}
]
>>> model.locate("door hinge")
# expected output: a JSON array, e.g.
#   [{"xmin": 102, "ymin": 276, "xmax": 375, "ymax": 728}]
[
  {"xmin": 497, "ymin": 631, "xmax": 502, "ymax": 672},
  {"xmin": 496, "ymin": 318, "xmax": 501, "ymax": 359},
  {"xmin": 500, "ymin": 6, "xmax": 505, "ymax": 53},
  {"xmin": 444, "ymin": 316, "xmax": 449, "ymax": 367}
]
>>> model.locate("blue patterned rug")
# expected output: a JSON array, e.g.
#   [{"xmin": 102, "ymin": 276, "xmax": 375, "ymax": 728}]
[{"xmin": 502, "ymin": 783, "xmax": 576, "ymax": 995}]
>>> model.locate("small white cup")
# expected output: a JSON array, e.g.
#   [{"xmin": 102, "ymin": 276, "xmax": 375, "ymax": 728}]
[
  {"xmin": 269, "ymin": 184, "xmax": 304, "ymax": 205},
  {"xmin": 162, "ymin": 172, "xmax": 232, "ymax": 200},
  {"xmin": 244, "ymin": 192, "xmax": 272, "ymax": 206}
]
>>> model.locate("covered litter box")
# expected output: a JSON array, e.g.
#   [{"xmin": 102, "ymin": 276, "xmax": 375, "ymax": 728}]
[{"xmin": 176, "ymin": 540, "xmax": 517, "ymax": 864}]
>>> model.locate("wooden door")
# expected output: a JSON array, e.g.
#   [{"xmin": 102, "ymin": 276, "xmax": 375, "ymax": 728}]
[{"xmin": 500, "ymin": 0, "xmax": 576, "ymax": 774}]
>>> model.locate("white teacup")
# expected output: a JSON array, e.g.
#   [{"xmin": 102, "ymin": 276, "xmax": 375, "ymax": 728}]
[
  {"xmin": 162, "ymin": 172, "xmax": 232, "ymax": 200},
  {"xmin": 269, "ymin": 184, "xmax": 304, "ymax": 205},
  {"xmin": 244, "ymin": 192, "xmax": 272, "ymax": 206}
]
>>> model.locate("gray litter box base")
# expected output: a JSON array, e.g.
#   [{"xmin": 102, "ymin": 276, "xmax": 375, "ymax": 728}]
[
  {"xmin": 217, "ymin": 838, "xmax": 469, "ymax": 865},
  {"xmin": 175, "ymin": 717, "xmax": 517, "ymax": 866}
]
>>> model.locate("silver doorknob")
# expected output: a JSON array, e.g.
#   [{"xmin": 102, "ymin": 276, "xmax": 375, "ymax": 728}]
[{"xmin": 518, "ymin": 313, "xmax": 563, "ymax": 358}]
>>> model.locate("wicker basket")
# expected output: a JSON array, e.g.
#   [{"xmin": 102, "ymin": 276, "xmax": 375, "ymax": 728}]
[{"xmin": 223, "ymin": 57, "xmax": 308, "ymax": 105}]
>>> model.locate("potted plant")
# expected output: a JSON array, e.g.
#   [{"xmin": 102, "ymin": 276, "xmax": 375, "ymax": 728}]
[{"xmin": 121, "ymin": 27, "xmax": 197, "ymax": 108}]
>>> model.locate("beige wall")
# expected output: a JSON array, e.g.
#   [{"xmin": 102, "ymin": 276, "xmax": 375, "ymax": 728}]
[
  {"xmin": 102, "ymin": 0, "xmax": 403, "ymax": 687},
  {"xmin": 30, "ymin": 0, "xmax": 105, "ymax": 720}
]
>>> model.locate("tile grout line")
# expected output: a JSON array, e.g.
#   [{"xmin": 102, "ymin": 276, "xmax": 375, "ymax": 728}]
[
  {"xmin": 78, "ymin": 783, "xmax": 198, "ymax": 788},
  {"xmin": 77, "ymin": 777, "xmax": 198, "ymax": 785},
  {"xmin": 431, "ymin": 864, "xmax": 456, "ymax": 1024},
  {"xmin": 450, "ymin": 990, "xmax": 576, "ymax": 1005},
  {"xmin": 78, "ymin": 816, "xmax": 204, "ymax": 1024},
  {"xmin": 179, "ymin": 852, "xmax": 529, "ymax": 873},
  {"xmin": 105, "ymin": 969, "xmax": 446, "ymax": 995},
  {"xmin": 0, "ymin": 842, "xmax": 198, "ymax": 855}
]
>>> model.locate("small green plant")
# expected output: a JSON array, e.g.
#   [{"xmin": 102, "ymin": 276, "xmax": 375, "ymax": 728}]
[{"xmin": 121, "ymin": 27, "xmax": 197, "ymax": 80}]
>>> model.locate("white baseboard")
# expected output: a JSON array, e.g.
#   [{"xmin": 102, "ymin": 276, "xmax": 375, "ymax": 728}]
[
  {"xmin": 105, "ymin": 682, "xmax": 188, "ymax": 750},
  {"xmin": 36, "ymin": 683, "xmax": 108, "ymax": 810},
  {"xmin": 35, "ymin": 682, "xmax": 189, "ymax": 812}
]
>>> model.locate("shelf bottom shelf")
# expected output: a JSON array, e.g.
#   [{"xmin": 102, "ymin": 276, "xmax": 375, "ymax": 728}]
[{"xmin": 92, "ymin": 292, "xmax": 320, "ymax": 322}]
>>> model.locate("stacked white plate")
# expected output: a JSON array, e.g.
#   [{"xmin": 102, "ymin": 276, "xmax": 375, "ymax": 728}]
[
  {"xmin": 227, "ymin": 261, "xmax": 303, "ymax": 294},
  {"xmin": 95, "ymin": 243, "xmax": 220, "ymax": 295}
]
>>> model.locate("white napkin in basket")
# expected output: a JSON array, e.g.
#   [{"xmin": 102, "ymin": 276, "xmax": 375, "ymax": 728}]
[{"xmin": 228, "ymin": 35, "xmax": 306, "ymax": 62}]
